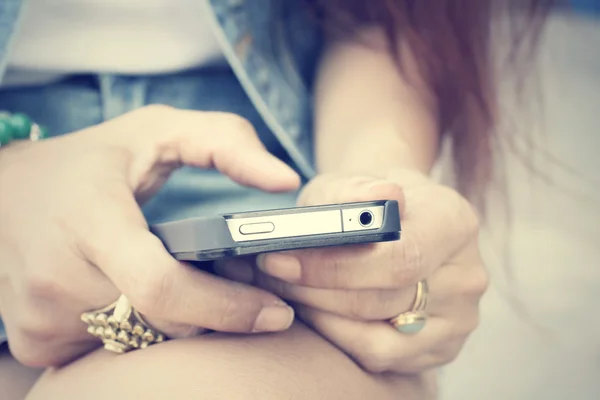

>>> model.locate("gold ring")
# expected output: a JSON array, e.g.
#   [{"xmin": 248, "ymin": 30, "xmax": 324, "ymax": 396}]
[
  {"xmin": 81, "ymin": 294, "xmax": 167, "ymax": 353},
  {"xmin": 389, "ymin": 280, "xmax": 429, "ymax": 334}
]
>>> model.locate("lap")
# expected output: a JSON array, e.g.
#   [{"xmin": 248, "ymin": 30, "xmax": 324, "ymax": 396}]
[{"xmin": 26, "ymin": 323, "xmax": 434, "ymax": 400}]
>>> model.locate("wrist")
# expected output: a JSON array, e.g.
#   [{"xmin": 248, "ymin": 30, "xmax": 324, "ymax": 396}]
[
  {"xmin": 316, "ymin": 123, "xmax": 438, "ymax": 178},
  {"xmin": 317, "ymin": 141, "xmax": 433, "ymax": 180}
]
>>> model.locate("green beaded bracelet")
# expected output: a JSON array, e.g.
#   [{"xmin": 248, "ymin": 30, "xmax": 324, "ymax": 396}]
[{"xmin": 0, "ymin": 111, "xmax": 48, "ymax": 146}]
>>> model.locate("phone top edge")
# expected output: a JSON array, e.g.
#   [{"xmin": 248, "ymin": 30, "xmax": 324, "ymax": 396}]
[{"xmin": 224, "ymin": 200, "xmax": 395, "ymax": 219}]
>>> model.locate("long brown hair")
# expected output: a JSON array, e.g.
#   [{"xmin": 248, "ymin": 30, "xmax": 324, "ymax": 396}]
[{"xmin": 306, "ymin": 0, "xmax": 555, "ymax": 208}]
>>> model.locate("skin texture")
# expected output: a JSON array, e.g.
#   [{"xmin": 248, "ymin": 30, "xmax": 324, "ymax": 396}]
[
  {"xmin": 0, "ymin": 105, "xmax": 302, "ymax": 369},
  {"xmin": 218, "ymin": 170, "xmax": 487, "ymax": 374},
  {"xmin": 0, "ymin": 26, "xmax": 485, "ymax": 399},
  {"xmin": 25, "ymin": 323, "xmax": 437, "ymax": 400},
  {"xmin": 314, "ymin": 26, "xmax": 439, "ymax": 176},
  {"xmin": 221, "ymin": 26, "xmax": 488, "ymax": 375}
]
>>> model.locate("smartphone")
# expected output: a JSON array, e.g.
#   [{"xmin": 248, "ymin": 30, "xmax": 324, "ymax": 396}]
[{"xmin": 150, "ymin": 200, "xmax": 401, "ymax": 261}]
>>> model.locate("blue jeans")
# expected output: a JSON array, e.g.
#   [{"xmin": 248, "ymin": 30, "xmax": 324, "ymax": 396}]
[{"xmin": 0, "ymin": 67, "xmax": 302, "ymax": 343}]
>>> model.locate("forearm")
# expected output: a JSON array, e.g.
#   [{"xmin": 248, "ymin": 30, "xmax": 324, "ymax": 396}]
[{"xmin": 314, "ymin": 27, "xmax": 440, "ymax": 176}]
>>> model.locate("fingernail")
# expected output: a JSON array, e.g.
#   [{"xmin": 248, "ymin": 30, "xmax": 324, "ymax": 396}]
[
  {"xmin": 263, "ymin": 156, "xmax": 301, "ymax": 188},
  {"xmin": 253, "ymin": 305, "xmax": 295, "ymax": 332},
  {"xmin": 214, "ymin": 260, "xmax": 255, "ymax": 284},
  {"xmin": 256, "ymin": 254, "xmax": 302, "ymax": 283}
]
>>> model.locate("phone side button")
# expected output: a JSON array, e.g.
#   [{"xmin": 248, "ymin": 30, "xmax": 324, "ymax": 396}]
[{"xmin": 239, "ymin": 222, "xmax": 276, "ymax": 235}]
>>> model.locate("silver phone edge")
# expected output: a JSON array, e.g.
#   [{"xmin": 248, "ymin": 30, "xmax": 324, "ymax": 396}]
[{"xmin": 225, "ymin": 205, "xmax": 386, "ymax": 242}]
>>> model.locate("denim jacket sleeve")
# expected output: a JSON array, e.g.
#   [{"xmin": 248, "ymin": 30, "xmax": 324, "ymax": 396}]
[
  {"xmin": 0, "ymin": 0, "xmax": 322, "ymax": 180},
  {"xmin": 204, "ymin": 0, "xmax": 321, "ymax": 179},
  {"xmin": 0, "ymin": 0, "xmax": 23, "ymax": 82}
]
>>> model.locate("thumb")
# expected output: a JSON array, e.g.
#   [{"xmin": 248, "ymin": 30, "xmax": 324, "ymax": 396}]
[
  {"xmin": 298, "ymin": 174, "xmax": 405, "ymax": 214},
  {"xmin": 91, "ymin": 105, "xmax": 300, "ymax": 201},
  {"xmin": 77, "ymin": 191, "xmax": 295, "ymax": 336}
]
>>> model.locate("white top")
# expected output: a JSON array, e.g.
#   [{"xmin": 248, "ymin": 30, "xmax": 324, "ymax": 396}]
[{"xmin": 4, "ymin": 0, "xmax": 225, "ymax": 85}]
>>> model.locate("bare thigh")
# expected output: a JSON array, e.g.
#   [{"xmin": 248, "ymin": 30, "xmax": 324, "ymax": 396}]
[
  {"xmin": 0, "ymin": 345, "xmax": 43, "ymax": 400},
  {"xmin": 26, "ymin": 323, "xmax": 434, "ymax": 400}
]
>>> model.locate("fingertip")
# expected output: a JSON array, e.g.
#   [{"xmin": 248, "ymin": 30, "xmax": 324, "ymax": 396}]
[
  {"xmin": 227, "ymin": 150, "xmax": 301, "ymax": 192},
  {"xmin": 253, "ymin": 304, "xmax": 295, "ymax": 333},
  {"xmin": 261, "ymin": 156, "xmax": 302, "ymax": 192}
]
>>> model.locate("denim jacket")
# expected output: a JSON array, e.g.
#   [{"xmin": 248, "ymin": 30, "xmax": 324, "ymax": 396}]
[
  {"xmin": 1, "ymin": 0, "xmax": 598, "ymax": 180},
  {"xmin": 0, "ymin": 0, "xmax": 323, "ymax": 180}
]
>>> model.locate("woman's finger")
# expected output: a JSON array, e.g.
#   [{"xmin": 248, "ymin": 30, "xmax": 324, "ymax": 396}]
[
  {"xmin": 75, "ymin": 192, "xmax": 295, "ymax": 336},
  {"xmin": 295, "ymin": 305, "xmax": 470, "ymax": 374},
  {"xmin": 1, "ymin": 288, "xmax": 103, "ymax": 367},
  {"xmin": 257, "ymin": 184, "xmax": 479, "ymax": 290},
  {"xmin": 296, "ymin": 174, "xmax": 406, "ymax": 210},
  {"xmin": 209, "ymin": 247, "xmax": 487, "ymax": 324},
  {"xmin": 88, "ymin": 105, "xmax": 301, "ymax": 197},
  {"xmin": 423, "ymin": 248, "xmax": 488, "ymax": 316},
  {"xmin": 251, "ymin": 269, "xmax": 417, "ymax": 321}
]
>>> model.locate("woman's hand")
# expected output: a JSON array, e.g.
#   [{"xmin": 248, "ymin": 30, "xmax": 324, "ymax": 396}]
[
  {"xmin": 216, "ymin": 169, "xmax": 488, "ymax": 374},
  {"xmin": 0, "ymin": 105, "xmax": 300, "ymax": 368}
]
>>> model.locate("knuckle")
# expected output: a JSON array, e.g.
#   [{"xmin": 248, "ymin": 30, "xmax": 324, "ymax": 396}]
[
  {"xmin": 8, "ymin": 340, "xmax": 40, "ymax": 367},
  {"xmin": 298, "ymin": 252, "xmax": 340, "ymax": 287},
  {"xmin": 14, "ymin": 310, "xmax": 60, "ymax": 344},
  {"xmin": 436, "ymin": 185, "xmax": 480, "ymax": 239},
  {"xmin": 156, "ymin": 322, "xmax": 204, "ymax": 338},
  {"xmin": 346, "ymin": 291, "xmax": 373, "ymax": 320},
  {"xmin": 347, "ymin": 290, "xmax": 399, "ymax": 320},
  {"xmin": 214, "ymin": 287, "xmax": 257, "ymax": 332},
  {"xmin": 297, "ymin": 182, "xmax": 318, "ymax": 206},
  {"xmin": 223, "ymin": 113, "xmax": 255, "ymax": 137},
  {"xmin": 138, "ymin": 104, "xmax": 175, "ymax": 119},
  {"xmin": 8, "ymin": 336, "xmax": 56, "ymax": 368},
  {"xmin": 450, "ymin": 314, "xmax": 480, "ymax": 341},
  {"xmin": 21, "ymin": 270, "xmax": 62, "ymax": 301},
  {"xmin": 127, "ymin": 268, "xmax": 172, "ymax": 316},
  {"xmin": 390, "ymin": 239, "xmax": 422, "ymax": 287},
  {"xmin": 297, "ymin": 174, "xmax": 338, "ymax": 205},
  {"xmin": 445, "ymin": 186, "xmax": 480, "ymax": 238},
  {"xmin": 437, "ymin": 340, "xmax": 466, "ymax": 366},
  {"xmin": 130, "ymin": 104, "xmax": 177, "ymax": 136},
  {"xmin": 463, "ymin": 265, "xmax": 489, "ymax": 299},
  {"xmin": 20, "ymin": 324, "xmax": 59, "ymax": 344},
  {"xmin": 326, "ymin": 254, "xmax": 348, "ymax": 287},
  {"xmin": 207, "ymin": 113, "xmax": 256, "ymax": 148},
  {"xmin": 356, "ymin": 337, "xmax": 395, "ymax": 373}
]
